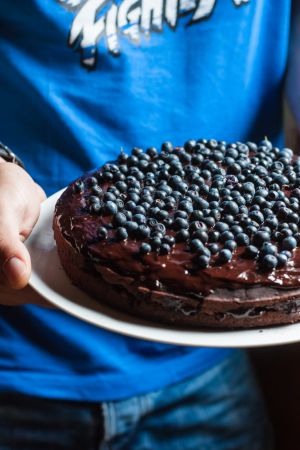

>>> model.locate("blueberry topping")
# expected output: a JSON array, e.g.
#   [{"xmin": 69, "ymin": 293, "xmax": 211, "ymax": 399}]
[
  {"xmin": 174, "ymin": 217, "xmax": 189, "ymax": 230},
  {"xmin": 113, "ymin": 212, "xmax": 127, "ymax": 226},
  {"xmin": 277, "ymin": 253, "xmax": 289, "ymax": 267},
  {"xmin": 81, "ymin": 139, "xmax": 300, "ymax": 275},
  {"xmin": 104, "ymin": 200, "xmax": 118, "ymax": 215},
  {"xmin": 260, "ymin": 254, "xmax": 278, "ymax": 271},
  {"xmin": 140, "ymin": 243, "xmax": 151, "ymax": 255},
  {"xmin": 160, "ymin": 243, "xmax": 171, "ymax": 255},
  {"xmin": 116, "ymin": 227, "xmax": 128, "ymax": 240},
  {"xmin": 224, "ymin": 240, "xmax": 237, "ymax": 251},
  {"xmin": 176, "ymin": 230, "xmax": 190, "ymax": 242},
  {"xmin": 207, "ymin": 243, "xmax": 219, "ymax": 255},
  {"xmin": 252, "ymin": 231, "xmax": 271, "ymax": 247},
  {"xmin": 190, "ymin": 239, "xmax": 205, "ymax": 253},
  {"xmin": 282, "ymin": 236, "xmax": 297, "ymax": 251},
  {"xmin": 97, "ymin": 227, "xmax": 108, "ymax": 240},
  {"xmin": 218, "ymin": 249, "xmax": 232, "ymax": 264},
  {"xmin": 235, "ymin": 233, "xmax": 250, "ymax": 246},
  {"xmin": 243, "ymin": 245, "xmax": 259, "ymax": 259},
  {"xmin": 197, "ymin": 255, "xmax": 210, "ymax": 269}
]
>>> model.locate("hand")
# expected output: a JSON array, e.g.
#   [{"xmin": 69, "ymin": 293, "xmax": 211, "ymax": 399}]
[{"xmin": 0, "ymin": 162, "xmax": 50, "ymax": 306}]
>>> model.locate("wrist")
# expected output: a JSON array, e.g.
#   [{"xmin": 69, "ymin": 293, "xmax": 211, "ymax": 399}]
[{"xmin": 0, "ymin": 143, "xmax": 25, "ymax": 169}]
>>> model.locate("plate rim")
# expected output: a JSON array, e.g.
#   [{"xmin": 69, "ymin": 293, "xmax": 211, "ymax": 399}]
[{"xmin": 26, "ymin": 189, "xmax": 300, "ymax": 348}]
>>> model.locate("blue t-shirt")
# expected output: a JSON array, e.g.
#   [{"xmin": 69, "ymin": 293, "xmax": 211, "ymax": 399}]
[{"xmin": 0, "ymin": 0, "xmax": 291, "ymax": 401}]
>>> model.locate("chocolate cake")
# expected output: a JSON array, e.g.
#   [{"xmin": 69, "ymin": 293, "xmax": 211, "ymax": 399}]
[{"xmin": 53, "ymin": 139, "xmax": 300, "ymax": 329}]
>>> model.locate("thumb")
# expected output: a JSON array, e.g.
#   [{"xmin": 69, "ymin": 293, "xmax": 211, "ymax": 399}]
[{"xmin": 0, "ymin": 218, "xmax": 31, "ymax": 290}]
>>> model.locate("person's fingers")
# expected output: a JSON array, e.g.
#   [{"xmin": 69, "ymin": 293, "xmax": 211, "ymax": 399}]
[
  {"xmin": 0, "ymin": 213, "xmax": 32, "ymax": 289},
  {"xmin": 0, "ymin": 164, "xmax": 44, "ymax": 292},
  {"xmin": 35, "ymin": 183, "xmax": 47, "ymax": 202}
]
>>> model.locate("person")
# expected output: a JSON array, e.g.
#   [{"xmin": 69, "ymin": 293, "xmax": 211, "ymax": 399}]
[{"xmin": 0, "ymin": 0, "xmax": 294, "ymax": 448}]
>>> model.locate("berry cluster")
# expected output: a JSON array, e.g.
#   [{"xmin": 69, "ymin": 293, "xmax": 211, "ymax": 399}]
[{"xmin": 74, "ymin": 139, "xmax": 300, "ymax": 272}]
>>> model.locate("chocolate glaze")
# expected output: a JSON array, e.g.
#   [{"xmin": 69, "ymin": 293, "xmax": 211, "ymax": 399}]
[{"xmin": 55, "ymin": 174, "xmax": 300, "ymax": 300}]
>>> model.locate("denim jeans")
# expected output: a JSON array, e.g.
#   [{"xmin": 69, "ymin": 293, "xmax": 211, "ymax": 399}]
[{"xmin": 0, "ymin": 350, "xmax": 273, "ymax": 450}]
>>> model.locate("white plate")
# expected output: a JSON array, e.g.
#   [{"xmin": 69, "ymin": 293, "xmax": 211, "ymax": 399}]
[{"xmin": 26, "ymin": 189, "xmax": 300, "ymax": 348}]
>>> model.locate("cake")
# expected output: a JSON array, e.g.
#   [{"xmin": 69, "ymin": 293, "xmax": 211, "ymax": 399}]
[{"xmin": 53, "ymin": 139, "xmax": 300, "ymax": 329}]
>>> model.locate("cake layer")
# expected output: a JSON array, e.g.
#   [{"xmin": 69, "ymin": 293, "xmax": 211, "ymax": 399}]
[{"xmin": 53, "ymin": 139, "xmax": 300, "ymax": 329}]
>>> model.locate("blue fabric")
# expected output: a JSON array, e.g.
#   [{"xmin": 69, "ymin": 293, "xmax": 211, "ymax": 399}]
[
  {"xmin": 0, "ymin": 0, "xmax": 291, "ymax": 401},
  {"xmin": 0, "ymin": 351, "xmax": 273, "ymax": 450}
]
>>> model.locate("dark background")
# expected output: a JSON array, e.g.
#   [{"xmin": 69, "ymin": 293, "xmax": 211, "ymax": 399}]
[{"xmin": 250, "ymin": 345, "xmax": 300, "ymax": 450}]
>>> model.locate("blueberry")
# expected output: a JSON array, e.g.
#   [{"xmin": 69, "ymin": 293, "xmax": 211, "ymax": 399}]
[
  {"xmin": 150, "ymin": 237, "xmax": 162, "ymax": 250},
  {"xmin": 287, "ymin": 212, "xmax": 299, "ymax": 224},
  {"xmin": 73, "ymin": 180, "xmax": 84, "ymax": 193},
  {"xmin": 281, "ymin": 250, "xmax": 292, "ymax": 259},
  {"xmin": 133, "ymin": 214, "xmax": 147, "ymax": 224},
  {"xmin": 259, "ymin": 243, "xmax": 277, "ymax": 257},
  {"xmin": 259, "ymin": 254, "xmax": 277, "ymax": 271},
  {"xmin": 236, "ymin": 233, "xmax": 250, "ymax": 246},
  {"xmin": 157, "ymin": 210, "xmax": 169, "ymax": 221},
  {"xmin": 176, "ymin": 230, "xmax": 190, "ymax": 242},
  {"xmin": 214, "ymin": 222, "xmax": 229, "ymax": 233},
  {"xmin": 191, "ymin": 229, "xmax": 208, "ymax": 244},
  {"xmin": 203, "ymin": 216, "xmax": 216, "ymax": 228},
  {"xmin": 207, "ymin": 243, "xmax": 219, "ymax": 255},
  {"xmin": 125, "ymin": 200, "xmax": 137, "ymax": 211},
  {"xmin": 224, "ymin": 240, "xmax": 237, "ymax": 251},
  {"xmin": 136, "ymin": 225, "xmax": 151, "ymax": 239},
  {"xmin": 140, "ymin": 243, "xmax": 151, "ymax": 255},
  {"xmin": 97, "ymin": 227, "xmax": 108, "ymax": 240},
  {"xmin": 265, "ymin": 216, "xmax": 279, "ymax": 230},
  {"xmin": 174, "ymin": 217, "xmax": 189, "ymax": 230},
  {"xmin": 230, "ymin": 225, "xmax": 243, "ymax": 235},
  {"xmin": 162, "ymin": 235, "xmax": 175, "ymax": 246},
  {"xmin": 277, "ymin": 253, "xmax": 288, "ymax": 267},
  {"xmin": 127, "ymin": 192, "xmax": 140, "ymax": 203},
  {"xmin": 282, "ymin": 236, "xmax": 297, "ymax": 251},
  {"xmin": 242, "ymin": 182, "xmax": 255, "ymax": 195},
  {"xmin": 104, "ymin": 200, "xmax": 118, "ymax": 215},
  {"xmin": 116, "ymin": 227, "xmax": 128, "ymax": 240},
  {"xmin": 113, "ymin": 212, "xmax": 127, "ymax": 226},
  {"xmin": 243, "ymin": 245, "xmax": 259, "ymax": 259},
  {"xmin": 146, "ymin": 147, "xmax": 158, "ymax": 158},
  {"xmin": 208, "ymin": 230, "xmax": 220, "ymax": 243},
  {"xmin": 189, "ymin": 221, "xmax": 207, "ymax": 233},
  {"xmin": 91, "ymin": 185, "xmax": 102, "ymax": 195},
  {"xmin": 104, "ymin": 192, "xmax": 116, "ymax": 202},
  {"xmin": 197, "ymin": 255, "xmax": 210, "ymax": 269},
  {"xmin": 248, "ymin": 211, "xmax": 264, "ymax": 224},
  {"xmin": 190, "ymin": 239, "xmax": 205, "ymax": 253},
  {"xmin": 87, "ymin": 176, "xmax": 98, "ymax": 186},
  {"xmin": 160, "ymin": 243, "xmax": 171, "ymax": 255},
  {"xmin": 252, "ymin": 231, "xmax": 271, "ymax": 247},
  {"xmin": 178, "ymin": 200, "xmax": 193, "ymax": 214},
  {"xmin": 219, "ymin": 231, "xmax": 235, "ymax": 243},
  {"xmin": 245, "ymin": 225, "xmax": 258, "ymax": 237},
  {"xmin": 90, "ymin": 203, "xmax": 102, "ymax": 214},
  {"xmin": 218, "ymin": 249, "xmax": 232, "ymax": 264},
  {"xmin": 126, "ymin": 221, "xmax": 139, "ymax": 234},
  {"xmin": 175, "ymin": 210, "xmax": 189, "ymax": 219},
  {"xmin": 223, "ymin": 215, "xmax": 235, "ymax": 225},
  {"xmin": 190, "ymin": 210, "xmax": 204, "ymax": 221}
]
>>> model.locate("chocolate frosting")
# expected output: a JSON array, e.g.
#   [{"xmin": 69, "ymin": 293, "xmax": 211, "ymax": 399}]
[{"xmin": 55, "ymin": 176, "xmax": 300, "ymax": 298}]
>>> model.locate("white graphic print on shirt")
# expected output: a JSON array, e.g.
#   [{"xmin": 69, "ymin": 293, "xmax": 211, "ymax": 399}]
[{"xmin": 57, "ymin": 0, "xmax": 250, "ymax": 69}]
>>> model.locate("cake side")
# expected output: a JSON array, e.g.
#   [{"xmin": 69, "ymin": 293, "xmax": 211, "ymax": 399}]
[{"xmin": 53, "ymin": 139, "xmax": 300, "ymax": 329}]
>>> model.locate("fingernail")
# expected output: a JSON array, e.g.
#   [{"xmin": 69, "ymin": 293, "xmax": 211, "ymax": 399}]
[{"xmin": 2, "ymin": 257, "xmax": 27, "ymax": 285}]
